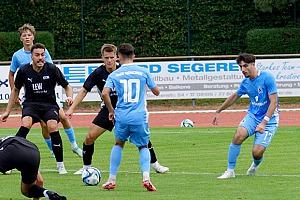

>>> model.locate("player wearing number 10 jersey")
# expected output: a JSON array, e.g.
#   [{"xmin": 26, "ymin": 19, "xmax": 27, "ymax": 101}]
[{"xmin": 101, "ymin": 43, "xmax": 160, "ymax": 191}]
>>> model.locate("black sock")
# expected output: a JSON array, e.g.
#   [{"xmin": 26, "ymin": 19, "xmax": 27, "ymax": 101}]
[
  {"xmin": 148, "ymin": 140, "xmax": 157, "ymax": 164},
  {"xmin": 15, "ymin": 126, "xmax": 30, "ymax": 138},
  {"xmin": 50, "ymin": 131, "xmax": 63, "ymax": 162},
  {"xmin": 27, "ymin": 184, "xmax": 46, "ymax": 198},
  {"xmin": 83, "ymin": 143, "xmax": 94, "ymax": 166}
]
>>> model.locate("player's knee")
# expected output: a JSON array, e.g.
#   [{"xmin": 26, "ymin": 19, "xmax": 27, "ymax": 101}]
[
  {"xmin": 85, "ymin": 134, "xmax": 96, "ymax": 144},
  {"xmin": 46, "ymin": 121, "xmax": 58, "ymax": 132},
  {"xmin": 252, "ymin": 147, "xmax": 264, "ymax": 159}
]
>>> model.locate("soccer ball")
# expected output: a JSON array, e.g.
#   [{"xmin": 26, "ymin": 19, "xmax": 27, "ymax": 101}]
[
  {"xmin": 82, "ymin": 167, "xmax": 101, "ymax": 186},
  {"xmin": 180, "ymin": 119, "xmax": 194, "ymax": 127}
]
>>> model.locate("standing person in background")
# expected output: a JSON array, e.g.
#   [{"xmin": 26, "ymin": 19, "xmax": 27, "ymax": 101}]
[
  {"xmin": 101, "ymin": 43, "xmax": 160, "ymax": 191},
  {"xmin": 65, "ymin": 44, "xmax": 169, "ymax": 175},
  {"xmin": 8, "ymin": 23, "xmax": 82, "ymax": 158},
  {"xmin": 212, "ymin": 53, "xmax": 279, "ymax": 179},
  {"xmin": 1, "ymin": 43, "xmax": 71, "ymax": 174},
  {"xmin": 0, "ymin": 136, "xmax": 66, "ymax": 200}
]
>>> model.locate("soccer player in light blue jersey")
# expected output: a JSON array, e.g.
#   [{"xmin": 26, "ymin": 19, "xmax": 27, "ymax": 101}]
[
  {"xmin": 8, "ymin": 24, "xmax": 82, "ymax": 161},
  {"xmin": 212, "ymin": 53, "xmax": 279, "ymax": 179},
  {"xmin": 101, "ymin": 43, "xmax": 160, "ymax": 191}
]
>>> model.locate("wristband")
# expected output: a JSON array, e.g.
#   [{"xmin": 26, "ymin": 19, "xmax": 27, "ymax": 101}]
[
  {"xmin": 263, "ymin": 116, "xmax": 270, "ymax": 122},
  {"xmin": 66, "ymin": 97, "xmax": 73, "ymax": 100}
]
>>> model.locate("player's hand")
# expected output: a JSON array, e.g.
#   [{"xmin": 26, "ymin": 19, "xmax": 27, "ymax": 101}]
[
  {"xmin": 65, "ymin": 109, "xmax": 73, "ymax": 119},
  {"xmin": 108, "ymin": 112, "xmax": 115, "ymax": 123},
  {"xmin": 212, "ymin": 112, "xmax": 219, "ymax": 125},
  {"xmin": 255, "ymin": 123, "xmax": 266, "ymax": 134},
  {"xmin": 0, "ymin": 112, "xmax": 9, "ymax": 122},
  {"xmin": 65, "ymin": 97, "xmax": 73, "ymax": 106},
  {"xmin": 15, "ymin": 97, "xmax": 21, "ymax": 105}
]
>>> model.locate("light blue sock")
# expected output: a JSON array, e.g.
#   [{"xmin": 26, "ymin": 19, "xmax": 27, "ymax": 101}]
[
  {"xmin": 45, "ymin": 138, "xmax": 53, "ymax": 151},
  {"xmin": 110, "ymin": 145, "xmax": 123, "ymax": 176},
  {"xmin": 254, "ymin": 156, "xmax": 264, "ymax": 166},
  {"xmin": 139, "ymin": 148, "xmax": 150, "ymax": 173},
  {"xmin": 64, "ymin": 127, "xmax": 76, "ymax": 143},
  {"xmin": 228, "ymin": 142, "xmax": 241, "ymax": 170}
]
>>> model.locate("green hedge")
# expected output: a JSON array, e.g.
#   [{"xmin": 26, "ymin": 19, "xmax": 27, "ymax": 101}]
[
  {"xmin": 0, "ymin": 31, "xmax": 55, "ymax": 61},
  {"xmin": 0, "ymin": 0, "xmax": 296, "ymax": 60},
  {"xmin": 246, "ymin": 28, "xmax": 300, "ymax": 54}
]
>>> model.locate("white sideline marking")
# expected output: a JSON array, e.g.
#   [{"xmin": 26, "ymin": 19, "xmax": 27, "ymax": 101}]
[
  {"xmin": 8, "ymin": 108, "xmax": 300, "ymax": 117},
  {"xmin": 38, "ymin": 169, "xmax": 300, "ymax": 178}
]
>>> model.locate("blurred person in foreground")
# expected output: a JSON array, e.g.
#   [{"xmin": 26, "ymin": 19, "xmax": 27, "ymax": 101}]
[
  {"xmin": 101, "ymin": 43, "xmax": 160, "ymax": 191},
  {"xmin": 0, "ymin": 135, "xmax": 66, "ymax": 200},
  {"xmin": 212, "ymin": 53, "xmax": 279, "ymax": 179}
]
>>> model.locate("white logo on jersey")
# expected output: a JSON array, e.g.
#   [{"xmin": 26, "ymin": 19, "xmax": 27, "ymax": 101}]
[
  {"xmin": 0, "ymin": 147, "xmax": 4, "ymax": 151},
  {"xmin": 43, "ymin": 76, "xmax": 50, "ymax": 80},
  {"xmin": 28, "ymin": 78, "xmax": 33, "ymax": 82},
  {"xmin": 32, "ymin": 83, "xmax": 42, "ymax": 90}
]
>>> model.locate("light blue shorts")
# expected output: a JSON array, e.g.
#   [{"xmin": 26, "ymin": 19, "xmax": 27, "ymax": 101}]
[
  {"xmin": 114, "ymin": 122, "xmax": 150, "ymax": 148},
  {"xmin": 239, "ymin": 113, "xmax": 279, "ymax": 148}
]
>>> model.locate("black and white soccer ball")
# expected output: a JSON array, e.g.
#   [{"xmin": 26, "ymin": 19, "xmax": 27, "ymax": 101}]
[
  {"xmin": 180, "ymin": 119, "xmax": 194, "ymax": 127},
  {"xmin": 82, "ymin": 167, "xmax": 101, "ymax": 186}
]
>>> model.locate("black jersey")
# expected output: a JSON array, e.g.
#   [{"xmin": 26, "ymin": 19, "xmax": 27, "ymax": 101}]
[
  {"xmin": 14, "ymin": 62, "xmax": 69, "ymax": 105},
  {"xmin": 0, "ymin": 136, "xmax": 37, "ymax": 151},
  {"xmin": 83, "ymin": 63, "xmax": 120, "ymax": 109}
]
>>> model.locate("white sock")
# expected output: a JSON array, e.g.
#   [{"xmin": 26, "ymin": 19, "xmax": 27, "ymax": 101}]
[
  {"xmin": 143, "ymin": 172, "xmax": 150, "ymax": 182},
  {"xmin": 71, "ymin": 142, "xmax": 78, "ymax": 149},
  {"xmin": 57, "ymin": 162, "xmax": 64, "ymax": 168},
  {"xmin": 151, "ymin": 161, "xmax": 159, "ymax": 168},
  {"xmin": 108, "ymin": 175, "xmax": 117, "ymax": 183}
]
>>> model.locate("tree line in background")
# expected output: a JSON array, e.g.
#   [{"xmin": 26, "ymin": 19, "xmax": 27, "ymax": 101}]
[{"xmin": 0, "ymin": 0, "xmax": 299, "ymax": 60}]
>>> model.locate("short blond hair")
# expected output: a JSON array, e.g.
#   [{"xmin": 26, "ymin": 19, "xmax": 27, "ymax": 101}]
[
  {"xmin": 18, "ymin": 23, "xmax": 35, "ymax": 35},
  {"xmin": 101, "ymin": 44, "xmax": 117, "ymax": 56}
]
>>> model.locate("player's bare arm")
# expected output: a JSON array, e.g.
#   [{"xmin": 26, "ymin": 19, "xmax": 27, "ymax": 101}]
[
  {"xmin": 65, "ymin": 88, "xmax": 88, "ymax": 119},
  {"xmin": 212, "ymin": 92, "xmax": 240, "ymax": 125},
  {"xmin": 8, "ymin": 70, "xmax": 21, "ymax": 104},
  {"xmin": 255, "ymin": 93, "xmax": 278, "ymax": 133},
  {"xmin": 64, "ymin": 84, "xmax": 73, "ymax": 106},
  {"xmin": 0, "ymin": 86, "xmax": 20, "ymax": 122},
  {"xmin": 102, "ymin": 87, "xmax": 115, "ymax": 122}
]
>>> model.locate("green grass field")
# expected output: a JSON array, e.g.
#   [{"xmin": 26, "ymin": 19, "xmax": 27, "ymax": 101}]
[{"xmin": 1, "ymin": 126, "xmax": 300, "ymax": 200}]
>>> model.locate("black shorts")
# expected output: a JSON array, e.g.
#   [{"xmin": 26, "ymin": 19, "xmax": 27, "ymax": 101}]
[
  {"xmin": 0, "ymin": 141, "xmax": 40, "ymax": 184},
  {"xmin": 22, "ymin": 103, "xmax": 59, "ymax": 124},
  {"xmin": 92, "ymin": 107, "xmax": 114, "ymax": 131}
]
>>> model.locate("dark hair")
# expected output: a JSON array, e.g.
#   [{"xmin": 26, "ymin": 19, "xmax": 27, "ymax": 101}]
[
  {"xmin": 236, "ymin": 53, "xmax": 256, "ymax": 64},
  {"xmin": 117, "ymin": 43, "xmax": 134, "ymax": 58},
  {"xmin": 31, "ymin": 43, "xmax": 45, "ymax": 53}
]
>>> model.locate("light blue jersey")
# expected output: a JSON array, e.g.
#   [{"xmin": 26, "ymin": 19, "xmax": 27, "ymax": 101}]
[
  {"xmin": 237, "ymin": 70, "xmax": 279, "ymax": 122},
  {"xmin": 104, "ymin": 63, "xmax": 157, "ymax": 125},
  {"xmin": 10, "ymin": 47, "xmax": 52, "ymax": 72}
]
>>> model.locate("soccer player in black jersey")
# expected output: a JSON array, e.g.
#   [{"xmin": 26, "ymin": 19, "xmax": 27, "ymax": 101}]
[
  {"xmin": 1, "ymin": 43, "xmax": 71, "ymax": 175},
  {"xmin": 0, "ymin": 136, "xmax": 66, "ymax": 200},
  {"xmin": 65, "ymin": 44, "xmax": 169, "ymax": 174}
]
